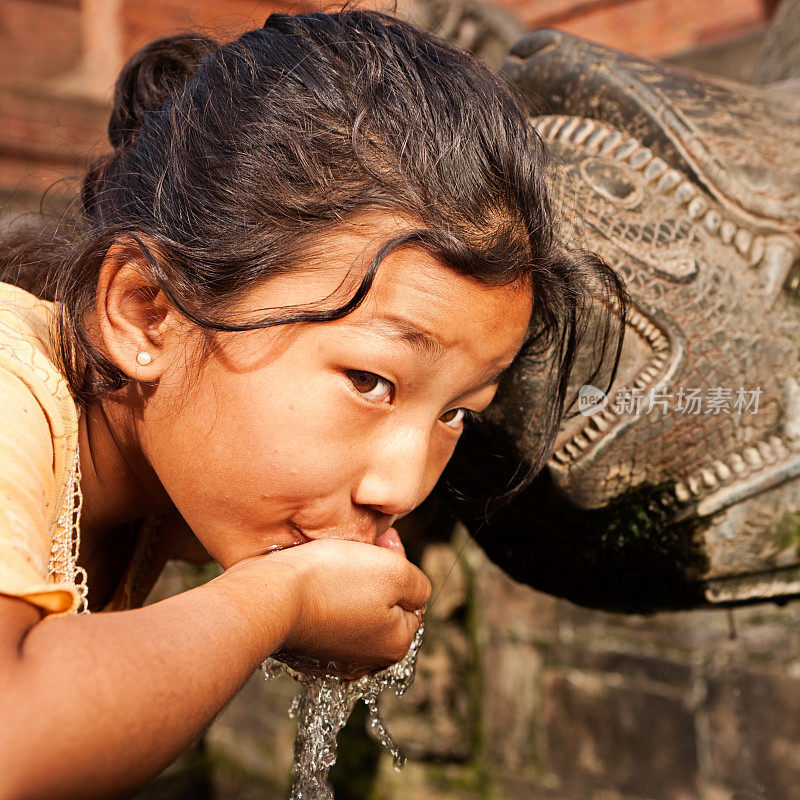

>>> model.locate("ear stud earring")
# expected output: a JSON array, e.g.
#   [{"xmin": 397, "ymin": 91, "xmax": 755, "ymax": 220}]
[{"xmin": 136, "ymin": 352, "xmax": 152, "ymax": 366}]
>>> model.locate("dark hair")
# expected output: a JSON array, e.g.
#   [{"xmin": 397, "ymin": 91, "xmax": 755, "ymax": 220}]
[{"xmin": 0, "ymin": 6, "xmax": 627, "ymax": 503}]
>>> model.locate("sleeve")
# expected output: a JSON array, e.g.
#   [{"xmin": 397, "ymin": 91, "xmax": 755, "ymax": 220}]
[{"xmin": 0, "ymin": 364, "xmax": 79, "ymax": 616}]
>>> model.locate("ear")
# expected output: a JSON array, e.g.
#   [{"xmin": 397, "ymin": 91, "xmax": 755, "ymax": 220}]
[{"xmin": 95, "ymin": 239, "xmax": 185, "ymax": 381}]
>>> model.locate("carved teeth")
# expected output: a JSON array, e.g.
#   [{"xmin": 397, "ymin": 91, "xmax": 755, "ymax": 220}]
[
  {"xmin": 583, "ymin": 127, "xmax": 607, "ymax": 153},
  {"xmin": 598, "ymin": 130, "xmax": 623, "ymax": 156},
  {"xmin": 572, "ymin": 433, "xmax": 590, "ymax": 450},
  {"xmin": 629, "ymin": 149, "xmax": 652, "ymax": 169},
  {"xmin": 583, "ymin": 425, "xmax": 600, "ymax": 441},
  {"xmin": 667, "ymin": 438, "xmax": 791, "ymax": 504},
  {"xmin": 734, "ymin": 229, "xmax": 753, "ymax": 257},
  {"xmin": 535, "ymin": 117, "xmax": 556, "ymax": 139},
  {"xmin": 687, "ymin": 197, "xmax": 707, "ymax": 219},
  {"xmin": 589, "ymin": 414, "xmax": 609, "ymax": 432},
  {"xmin": 743, "ymin": 446, "xmax": 763, "ymax": 469},
  {"xmin": 571, "ymin": 120, "xmax": 595, "ymax": 145},
  {"xmin": 757, "ymin": 440, "xmax": 776, "ymax": 464},
  {"xmin": 769, "ymin": 435, "xmax": 788, "ymax": 458},
  {"xmin": 700, "ymin": 468, "xmax": 718, "ymax": 488},
  {"xmin": 628, "ymin": 307, "xmax": 643, "ymax": 322},
  {"xmin": 552, "ymin": 448, "xmax": 570, "ymax": 465},
  {"xmin": 729, "ymin": 453, "xmax": 747, "ymax": 475},
  {"xmin": 614, "ymin": 140, "xmax": 638, "ymax": 161},
  {"xmin": 713, "ymin": 460, "xmax": 732, "ymax": 481},
  {"xmin": 651, "ymin": 338, "xmax": 670, "ymax": 353},
  {"xmin": 656, "ymin": 169, "xmax": 681, "ymax": 193},
  {"xmin": 564, "ymin": 442, "xmax": 580, "ymax": 459},
  {"xmin": 674, "ymin": 183, "xmax": 697, "ymax": 206},
  {"xmin": 763, "ymin": 236, "xmax": 798, "ymax": 297},
  {"xmin": 644, "ymin": 158, "xmax": 667, "ymax": 182},
  {"xmin": 628, "ymin": 313, "xmax": 666, "ymax": 347},
  {"xmin": 748, "ymin": 236, "xmax": 766, "ymax": 267},
  {"xmin": 720, "ymin": 221, "xmax": 736, "ymax": 244},
  {"xmin": 782, "ymin": 377, "xmax": 800, "ymax": 443},
  {"xmin": 704, "ymin": 211, "xmax": 721, "ymax": 233},
  {"xmin": 535, "ymin": 115, "xmax": 766, "ymax": 283},
  {"xmin": 556, "ymin": 116, "xmax": 581, "ymax": 142}
]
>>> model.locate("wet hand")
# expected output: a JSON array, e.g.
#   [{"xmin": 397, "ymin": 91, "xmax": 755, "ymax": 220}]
[{"xmin": 225, "ymin": 538, "xmax": 430, "ymax": 679}]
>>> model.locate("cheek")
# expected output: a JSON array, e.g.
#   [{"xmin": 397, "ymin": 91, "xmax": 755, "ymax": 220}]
[
  {"xmin": 142, "ymin": 361, "xmax": 367, "ymax": 521},
  {"xmin": 417, "ymin": 432, "xmax": 460, "ymax": 502}
]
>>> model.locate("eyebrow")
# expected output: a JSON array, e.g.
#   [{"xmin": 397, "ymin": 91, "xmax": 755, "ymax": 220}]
[
  {"xmin": 349, "ymin": 315, "xmax": 514, "ymax": 394},
  {"xmin": 356, "ymin": 316, "xmax": 448, "ymax": 360}
]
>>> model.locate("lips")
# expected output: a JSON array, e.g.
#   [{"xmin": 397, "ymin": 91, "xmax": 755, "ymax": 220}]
[
  {"xmin": 289, "ymin": 523, "xmax": 312, "ymax": 544},
  {"xmin": 375, "ymin": 526, "xmax": 406, "ymax": 556},
  {"xmin": 291, "ymin": 521, "xmax": 405, "ymax": 555},
  {"xmin": 258, "ymin": 521, "xmax": 404, "ymax": 561}
]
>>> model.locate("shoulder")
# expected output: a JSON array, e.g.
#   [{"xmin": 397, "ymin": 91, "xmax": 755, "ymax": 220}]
[
  {"xmin": 0, "ymin": 281, "xmax": 57, "ymax": 357},
  {"xmin": 0, "ymin": 283, "xmax": 82, "ymax": 616},
  {"xmin": 0, "ymin": 282, "xmax": 79, "ymax": 490}
]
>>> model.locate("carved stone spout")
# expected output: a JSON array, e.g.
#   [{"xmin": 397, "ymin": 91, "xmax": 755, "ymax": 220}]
[{"xmin": 444, "ymin": 25, "xmax": 800, "ymax": 612}]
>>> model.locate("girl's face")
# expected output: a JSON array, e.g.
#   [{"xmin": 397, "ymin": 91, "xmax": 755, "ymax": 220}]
[{"xmin": 136, "ymin": 218, "xmax": 533, "ymax": 568}]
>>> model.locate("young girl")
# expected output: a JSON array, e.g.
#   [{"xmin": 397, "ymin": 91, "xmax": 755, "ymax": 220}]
[{"xmin": 0, "ymin": 7, "xmax": 625, "ymax": 797}]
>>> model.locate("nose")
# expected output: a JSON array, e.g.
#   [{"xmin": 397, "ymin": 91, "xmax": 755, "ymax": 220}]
[{"xmin": 352, "ymin": 422, "xmax": 431, "ymax": 519}]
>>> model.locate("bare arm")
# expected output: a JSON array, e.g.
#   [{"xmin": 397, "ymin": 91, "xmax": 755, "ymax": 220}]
[
  {"xmin": 0, "ymin": 538, "xmax": 429, "ymax": 800},
  {"xmin": 0, "ymin": 563, "xmax": 299, "ymax": 800}
]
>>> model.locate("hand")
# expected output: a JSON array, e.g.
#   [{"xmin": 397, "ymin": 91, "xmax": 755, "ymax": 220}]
[{"xmin": 223, "ymin": 538, "xmax": 430, "ymax": 679}]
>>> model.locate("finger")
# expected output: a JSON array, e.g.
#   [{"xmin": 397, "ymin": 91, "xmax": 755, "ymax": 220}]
[
  {"xmin": 398, "ymin": 607, "xmax": 424, "ymax": 653},
  {"xmin": 397, "ymin": 565, "xmax": 432, "ymax": 611}
]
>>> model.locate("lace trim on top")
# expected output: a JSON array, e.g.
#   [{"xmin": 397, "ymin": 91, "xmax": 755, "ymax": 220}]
[{"xmin": 48, "ymin": 446, "xmax": 90, "ymax": 614}]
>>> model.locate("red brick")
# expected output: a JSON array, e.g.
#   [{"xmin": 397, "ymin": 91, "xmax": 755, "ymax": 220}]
[
  {"xmin": 0, "ymin": 85, "xmax": 106, "ymax": 208},
  {"xmin": 121, "ymin": 0, "xmax": 314, "ymax": 58},
  {"xmin": 0, "ymin": 86, "xmax": 107, "ymax": 160},
  {"xmin": 0, "ymin": 0, "xmax": 81, "ymax": 86},
  {"xmin": 493, "ymin": 0, "xmax": 769, "ymax": 58},
  {"xmin": 0, "ymin": 152, "xmax": 81, "ymax": 209}
]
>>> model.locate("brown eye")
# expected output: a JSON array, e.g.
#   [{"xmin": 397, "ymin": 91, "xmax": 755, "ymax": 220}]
[
  {"xmin": 347, "ymin": 370, "xmax": 394, "ymax": 403},
  {"xmin": 440, "ymin": 408, "xmax": 466, "ymax": 428}
]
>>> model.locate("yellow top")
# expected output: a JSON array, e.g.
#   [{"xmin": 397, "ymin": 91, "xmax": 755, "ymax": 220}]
[
  {"xmin": 0, "ymin": 281, "xmax": 206, "ymax": 618},
  {"xmin": 0, "ymin": 281, "xmax": 84, "ymax": 616}
]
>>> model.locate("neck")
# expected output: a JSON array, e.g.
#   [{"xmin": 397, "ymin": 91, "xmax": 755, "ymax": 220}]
[{"xmin": 77, "ymin": 392, "xmax": 174, "ymax": 562}]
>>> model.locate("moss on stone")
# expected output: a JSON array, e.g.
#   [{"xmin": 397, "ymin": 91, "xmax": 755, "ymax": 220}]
[{"xmin": 776, "ymin": 510, "xmax": 800, "ymax": 557}]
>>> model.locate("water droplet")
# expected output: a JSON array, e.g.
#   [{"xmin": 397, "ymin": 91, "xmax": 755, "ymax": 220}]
[{"xmin": 262, "ymin": 624, "xmax": 425, "ymax": 799}]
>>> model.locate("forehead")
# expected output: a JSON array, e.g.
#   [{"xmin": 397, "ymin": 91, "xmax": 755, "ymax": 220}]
[
  {"xmin": 353, "ymin": 250, "xmax": 531, "ymax": 362},
  {"xmin": 238, "ymin": 216, "xmax": 533, "ymax": 363}
]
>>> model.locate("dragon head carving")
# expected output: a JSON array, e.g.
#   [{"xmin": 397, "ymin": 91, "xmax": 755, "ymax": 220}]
[{"xmin": 447, "ymin": 30, "xmax": 800, "ymax": 611}]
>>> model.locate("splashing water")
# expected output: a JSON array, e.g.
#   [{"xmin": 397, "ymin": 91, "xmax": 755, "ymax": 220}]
[{"xmin": 262, "ymin": 623, "xmax": 425, "ymax": 800}]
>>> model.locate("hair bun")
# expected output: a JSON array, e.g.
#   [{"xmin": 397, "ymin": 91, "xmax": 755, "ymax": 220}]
[{"xmin": 108, "ymin": 33, "xmax": 220, "ymax": 150}]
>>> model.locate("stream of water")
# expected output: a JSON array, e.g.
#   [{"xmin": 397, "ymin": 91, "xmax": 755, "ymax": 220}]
[{"xmin": 261, "ymin": 623, "xmax": 426, "ymax": 800}]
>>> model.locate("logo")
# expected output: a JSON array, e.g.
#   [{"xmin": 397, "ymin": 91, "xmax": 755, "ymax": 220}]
[{"xmin": 578, "ymin": 384, "xmax": 609, "ymax": 416}]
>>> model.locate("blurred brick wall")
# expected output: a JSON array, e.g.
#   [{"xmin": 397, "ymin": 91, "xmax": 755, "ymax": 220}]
[
  {"xmin": 491, "ymin": 0, "xmax": 773, "ymax": 58},
  {"xmin": 0, "ymin": 0, "xmax": 776, "ymax": 213},
  {"xmin": 0, "ymin": 0, "xmax": 311, "ymax": 212}
]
